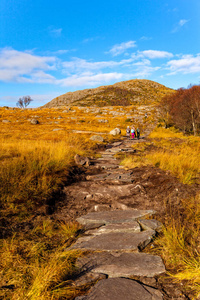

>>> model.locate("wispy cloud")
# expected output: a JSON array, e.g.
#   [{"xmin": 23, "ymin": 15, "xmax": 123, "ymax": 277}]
[
  {"xmin": 140, "ymin": 36, "xmax": 152, "ymax": 41},
  {"xmin": 0, "ymin": 48, "xmax": 56, "ymax": 83},
  {"xmin": 108, "ymin": 41, "xmax": 136, "ymax": 56},
  {"xmin": 167, "ymin": 54, "xmax": 200, "ymax": 74},
  {"xmin": 172, "ymin": 19, "xmax": 190, "ymax": 33},
  {"xmin": 49, "ymin": 27, "xmax": 63, "ymax": 37},
  {"xmin": 82, "ymin": 36, "xmax": 103, "ymax": 43}
]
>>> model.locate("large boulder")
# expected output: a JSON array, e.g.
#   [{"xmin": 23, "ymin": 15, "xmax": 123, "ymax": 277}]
[{"xmin": 109, "ymin": 128, "xmax": 121, "ymax": 135}]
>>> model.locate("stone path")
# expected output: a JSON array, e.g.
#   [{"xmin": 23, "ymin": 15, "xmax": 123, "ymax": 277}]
[{"xmin": 65, "ymin": 137, "xmax": 168, "ymax": 299}]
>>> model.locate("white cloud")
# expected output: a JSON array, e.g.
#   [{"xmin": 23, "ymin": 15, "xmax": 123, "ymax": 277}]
[
  {"xmin": 172, "ymin": 19, "xmax": 190, "ymax": 33},
  {"xmin": 167, "ymin": 54, "xmax": 200, "ymax": 74},
  {"xmin": 140, "ymin": 50, "xmax": 173, "ymax": 59},
  {"xmin": 57, "ymin": 72, "xmax": 123, "ymax": 87},
  {"xmin": 62, "ymin": 57, "xmax": 134, "ymax": 72},
  {"xmin": 132, "ymin": 59, "xmax": 160, "ymax": 77},
  {"xmin": 108, "ymin": 41, "xmax": 136, "ymax": 56},
  {"xmin": 0, "ymin": 48, "xmax": 56, "ymax": 83}
]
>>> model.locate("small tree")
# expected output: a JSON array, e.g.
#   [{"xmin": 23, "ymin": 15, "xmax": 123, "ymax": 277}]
[{"xmin": 16, "ymin": 96, "xmax": 33, "ymax": 108}]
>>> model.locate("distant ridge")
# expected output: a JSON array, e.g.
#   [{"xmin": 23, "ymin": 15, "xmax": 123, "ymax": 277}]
[{"xmin": 43, "ymin": 79, "xmax": 174, "ymax": 108}]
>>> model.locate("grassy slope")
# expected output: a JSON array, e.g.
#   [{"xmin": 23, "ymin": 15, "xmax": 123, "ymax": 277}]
[
  {"xmin": 121, "ymin": 127, "xmax": 200, "ymax": 298},
  {"xmin": 1, "ymin": 105, "xmax": 200, "ymax": 298},
  {"xmin": 0, "ymin": 105, "xmax": 153, "ymax": 299}
]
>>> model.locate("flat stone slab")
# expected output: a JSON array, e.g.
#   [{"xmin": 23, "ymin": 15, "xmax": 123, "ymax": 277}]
[
  {"xmin": 75, "ymin": 278, "xmax": 163, "ymax": 300},
  {"xmin": 77, "ymin": 252, "xmax": 165, "ymax": 278},
  {"xmin": 86, "ymin": 221, "xmax": 141, "ymax": 235},
  {"xmin": 111, "ymin": 142, "xmax": 123, "ymax": 146},
  {"xmin": 70, "ymin": 230, "xmax": 155, "ymax": 252},
  {"xmin": 76, "ymin": 210, "xmax": 155, "ymax": 225}
]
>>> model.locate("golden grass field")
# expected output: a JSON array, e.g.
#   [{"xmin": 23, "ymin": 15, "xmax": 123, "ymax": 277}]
[
  {"xmin": 121, "ymin": 127, "xmax": 200, "ymax": 298},
  {"xmin": 1, "ymin": 105, "xmax": 200, "ymax": 299},
  {"xmin": 0, "ymin": 105, "xmax": 150, "ymax": 299}
]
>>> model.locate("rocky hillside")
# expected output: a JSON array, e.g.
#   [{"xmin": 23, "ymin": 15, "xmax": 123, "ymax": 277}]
[{"xmin": 43, "ymin": 79, "xmax": 174, "ymax": 108}]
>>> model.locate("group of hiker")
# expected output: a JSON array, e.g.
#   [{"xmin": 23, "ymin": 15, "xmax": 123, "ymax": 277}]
[{"xmin": 126, "ymin": 126, "xmax": 140, "ymax": 139}]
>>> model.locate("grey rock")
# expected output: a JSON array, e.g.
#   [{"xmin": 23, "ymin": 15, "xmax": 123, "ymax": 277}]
[
  {"xmin": 90, "ymin": 135, "xmax": 104, "ymax": 142},
  {"xmin": 74, "ymin": 154, "xmax": 90, "ymax": 167},
  {"xmin": 109, "ymin": 128, "xmax": 121, "ymax": 135},
  {"xmin": 139, "ymin": 219, "xmax": 163, "ymax": 232},
  {"xmin": 97, "ymin": 119, "xmax": 108, "ymax": 123},
  {"xmin": 70, "ymin": 230, "xmax": 155, "ymax": 252},
  {"xmin": 30, "ymin": 118, "xmax": 39, "ymax": 125},
  {"xmin": 2, "ymin": 119, "xmax": 10, "ymax": 123},
  {"xmin": 77, "ymin": 252, "xmax": 165, "ymax": 278},
  {"xmin": 75, "ymin": 278, "xmax": 163, "ymax": 300},
  {"xmin": 76, "ymin": 210, "xmax": 155, "ymax": 225},
  {"xmin": 52, "ymin": 128, "xmax": 63, "ymax": 131}
]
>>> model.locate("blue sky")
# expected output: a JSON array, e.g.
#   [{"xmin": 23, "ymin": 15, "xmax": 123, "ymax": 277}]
[{"xmin": 0, "ymin": 0, "xmax": 200, "ymax": 107}]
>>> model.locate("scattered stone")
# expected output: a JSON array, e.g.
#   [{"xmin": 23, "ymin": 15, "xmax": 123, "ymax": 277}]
[
  {"xmin": 74, "ymin": 154, "xmax": 90, "ymax": 167},
  {"xmin": 75, "ymin": 278, "xmax": 163, "ymax": 300},
  {"xmin": 77, "ymin": 252, "xmax": 165, "ymax": 278},
  {"xmin": 139, "ymin": 219, "xmax": 163, "ymax": 232},
  {"xmin": 52, "ymin": 128, "xmax": 63, "ymax": 131},
  {"xmin": 94, "ymin": 204, "xmax": 111, "ymax": 212},
  {"xmin": 97, "ymin": 119, "xmax": 108, "ymax": 123},
  {"xmin": 111, "ymin": 201, "xmax": 130, "ymax": 210},
  {"xmin": 109, "ymin": 128, "xmax": 121, "ymax": 135},
  {"xmin": 2, "ymin": 119, "xmax": 10, "ymax": 123},
  {"xmin": 30, "ymin": 118, "xmax": 39, "ymax": 125},
  {"xmin": 90, "ymin": 135, "xmax": 104, "ymax": 142}
]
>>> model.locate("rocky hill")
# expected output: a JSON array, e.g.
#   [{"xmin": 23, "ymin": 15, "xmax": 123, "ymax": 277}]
[{"xmin": 42, "ymin": 79, "xmax": 174, "ymax": 108}]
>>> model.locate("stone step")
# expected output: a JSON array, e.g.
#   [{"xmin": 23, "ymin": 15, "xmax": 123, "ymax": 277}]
[
  {"xmin": 70, "ymin": 230, "xmax": 155, "ymax": 252},
  {"xmin": 77, "ymin": 252, "xmax": 165, "ymax": 278},
  {"xmin": 75, "ymin": 278, "xmax": 163, "ymax": 300},
  {"xmin": 76, "ymin": 210, "xmax": 155, "ymax": 225},
  {"xmin": 86, "ymin": 221, "xmax": 141, "ymax": 235}
]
